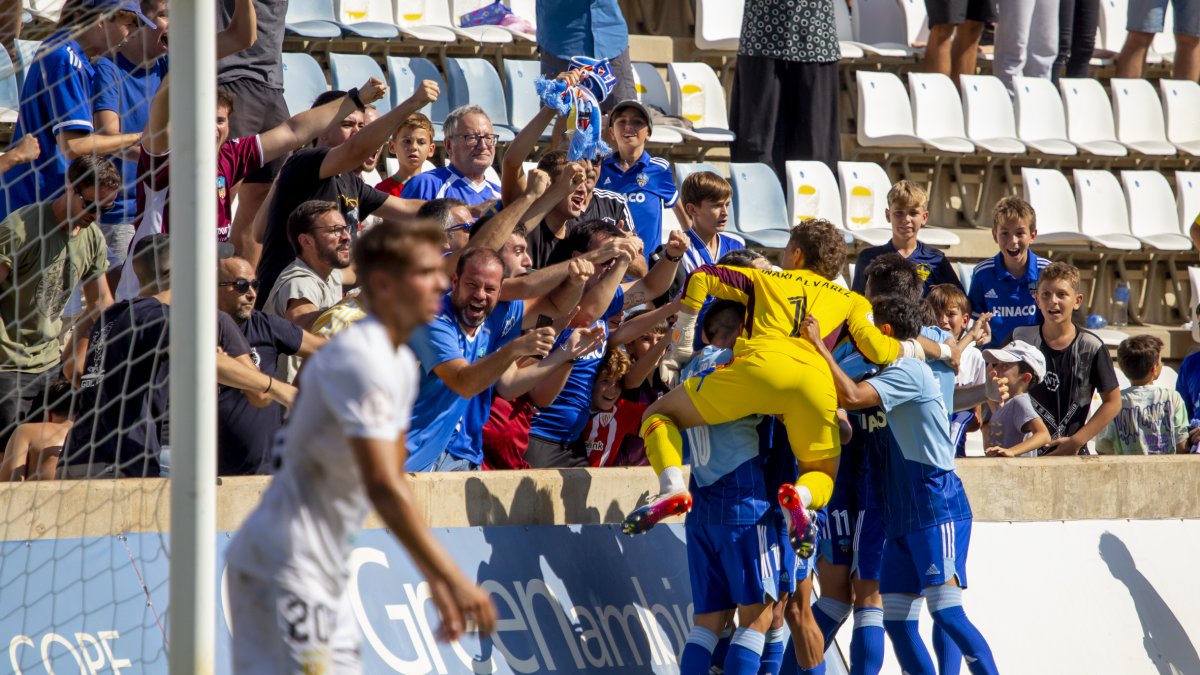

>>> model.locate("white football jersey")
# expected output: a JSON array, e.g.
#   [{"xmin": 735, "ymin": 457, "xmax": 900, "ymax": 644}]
[{"xmin": 226, "ymin": 315, "xmax": 417, "ymax": 596}]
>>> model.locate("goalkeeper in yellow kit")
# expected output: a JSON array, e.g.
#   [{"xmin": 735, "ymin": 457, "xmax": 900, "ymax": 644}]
[{"xmin": 623, "ymin": 220, "xmax": 954, "ymax": 557}]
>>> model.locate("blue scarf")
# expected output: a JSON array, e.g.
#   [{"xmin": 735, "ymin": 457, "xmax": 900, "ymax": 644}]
[{"xmin": 535, "ymin": 56, "xmax": 617, "ymax": 162}]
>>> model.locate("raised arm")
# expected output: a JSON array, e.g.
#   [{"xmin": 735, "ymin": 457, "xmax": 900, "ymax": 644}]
[
  {"xmin": 0, "ymin": 136, "xmax": 39, "ymax": 174},
  {"xmin": 430, "ymin": 328, "xmax": 555, "ymax": 399},
  {"xmin": 496, "ymin": 326, "xmax": 605, "ymax": 400},
  {"xmin": 216, "ymin": 0, "xmax": 257, "ymax": 58},
  {"xmin": 501, "ymin": 107, "xmax": 557, "ymax": 205},
  {"xmin": 259, "ymin": 78, "xmax": 387, "ymax": 163},
  {"xmin": 320, "ymin": 80, "xmax": 440, "ymax": 179},
  {"xmin": 141, "ymin": 74, "xmax": 171, "ymax": 155},
  {"xmin": 447, "ymin": 169, "xmax": 552, "ymax": 272},
  {"xmin": 620, "ymin": 230, "xmax": 686, "ymax": 309},
  {"xmin": 525, "ymin": 258, "xmax": 593, "ymax": 325},
  {"xmin": 801, "ymin": 316, "xmax": 881, "ymax": 410},
  {"xmin": 572, "ymin": 238, "xmax": 640, "ymax": 326}
]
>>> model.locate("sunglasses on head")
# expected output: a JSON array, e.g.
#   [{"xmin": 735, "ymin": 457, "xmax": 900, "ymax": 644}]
[{"xmin": 218, "ymin": 278, "xmax": 260, "ymax": 294}]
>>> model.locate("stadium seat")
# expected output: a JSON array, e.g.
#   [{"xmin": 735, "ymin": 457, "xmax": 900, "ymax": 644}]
[
  {"xmin": 666, "ymin": 63, "xmax": 736, "ymax": 143},
  {"xmin": 675, "ymin": 162, "xmax": 735, "ymax": 230},
  {"xmin": 729, "ymin": 163, "xmax": 793, "ymax": 248},
  {"xmin": 1175, "ymin": 171, "xmax": 1200, "ymax": 236},
  {"xmin": 1011, "ymin": 76, "xmax": 1078, "ymax": 155},
  {"xmin": 502, "ymin": 60, "xmax": 547, "ymax": 135},
  {"xmin": 1120, "ymin": 171, "xmax": 1191, "ymax": 250},
  {"xmin": 451, "ymin": 0, "xmax": 534, "ymax": 41},
  {"xmin": 1020, "ymin": 168, "xmax": 1094, "ymax": 246},
  {"xmin": 23, "ymin": 0, "xmax": 64, "ymax": 23},
  {"xmin": 906, "ymin": 73, "xmax": 979, "ymax": 152},
  {"xmin": 384, "ymin": 157, "xmax": 436, "ymax": 177},
  {"xmin": 1073, "ymin": 169, "xmax": 1141, "ymax": 250},
  {"xmin": 1058, "ymin": 78, "xmax": 1130, "ymax": 157},
  {"xmin": 851, "ymin": 0, "xmax": 925, "ymax": 56},
  {"xmin": 284, "ymin": 0, "xmax": 344, "ymax": 39},
  {"xmin": 694, "ymin": 0, "xmax": 742, "ymax": 51},
  {"xmin": 281, "ymin": 52, "xmax": 329, "ymax": 116},
  {"xmin": 958, "ymin": 262, "xmax": 972, "ymax": 295},
  {"xmin": 427, "ymin": 1, "xmax": 513, "ymax": 44},
  {"xmin": 629, "ymin": 63, "xmax": 685, "ymax": 144},
  {"xmin": 784, "ymin": 161, "xmax": 844, "ymax": 229},
  {"xmin": 837, "ymin": 161, "xmax": 899, "ymax": 246},
  {"xmin": 390, "ymin": 0, "xmax": 458, "ymax": 42},
  {"xmin": 328, "ymin": 53, "xmax": 392, "ymax": 113},
  {"xmin": 959, "ymin": 74, "xmax": 1026, "ymax": 153},
  {"xmin": 1159, "ymin": 79, "xmax": 1200, "ymax": 155},
  {"xmin": 386, "ymin": 55, "xmax": 449, "ymax": 137},
  {"xmin": 443, "ymin": 58, "xmax": 517, "ymax": 140},
  {"xmin": 829, "ymin": 0, "xmax": 867, "ymax": 58},
  {"xmin": 13, "ymin": 40, "xmax": 40, "ymax": 92},
  {"xmin": 856, "ymin": 71, "xmax": 972, "ymax": 152},
  {"xmin": 661, "ymin": 204, "xmax": 683, "ymax": 240},
  {"xmin": 1109, "ymin": 78, "xmax": 1178, "ymax": 156},
  {"xmin": 1095, "ymin": 0, "xmax": 1128, "ymax": 57},
  {"xmin": 333, "ymin": 0, "xmax": 401, "ymax": 38},
  {"xmin": 0, "ymin": 49, "xmax": 18, "ymax": 124}
]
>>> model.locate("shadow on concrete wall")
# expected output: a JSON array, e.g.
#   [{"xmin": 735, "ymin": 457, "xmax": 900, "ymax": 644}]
[{"xmin": 1099, "ymin": 532, "xmax": 1200, "ymax": 675}]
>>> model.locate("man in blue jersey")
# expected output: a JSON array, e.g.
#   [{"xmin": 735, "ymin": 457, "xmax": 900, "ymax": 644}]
[
  {"xmin": 801, "ymin": 296, "xmax": 999, "ymax": 675},
  {"xmin": 968, "ymin": 196, "xmax": 1049, "ymax": 348},
  {"xmin": 402, "ymin": 105, "xmax": 502, "ymax": 206},
  {"xmin": 677, "ymin": 299, "xmax": 781, "ymax": 675},
  {"xmin": 598, "ymin": 100, "xmax": 681, "ymax": 261},
  {"xmin": 527, "ymin": 222, "xmax": 687, "ymax": 467},
  {"xmin": 406, "ymin": 248, "xmax": 592, "ymax": 471}
]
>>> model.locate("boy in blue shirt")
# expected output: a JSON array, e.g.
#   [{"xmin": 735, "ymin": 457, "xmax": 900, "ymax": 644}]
[
  {"xmin": 851, "ymin": 180, "xmax": 962, "ymax": 298},
  {"xmin": 679, "ymin": 171, "xmax": 744, "ymax": 273},
  {"xmin": 598, "ymin": 100, "xmax": 680, "ymax": 261},
  {"xmin": 801, "ymin": 297, "xmax": 999, "ymax": 675},
  {"xmin": 968, "ymin": 196, "xmax": 1050, "ymax": 349}
]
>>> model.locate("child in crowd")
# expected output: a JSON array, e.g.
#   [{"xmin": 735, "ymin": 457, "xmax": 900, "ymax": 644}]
[
  {"xmin": 678, "ymin": 171, "xmax": 744, "ymax": 273},
  {"xmin": 851, "ymin": 180, "xmax": 961, "ymax": 297},
  {"xmin": 374, "ymin": 113, "xmax": 436, "ymax": 196},
  {"xmin": 1097, "ymin": 335, "xmax": 1190, "ymax": 455},
  {"xmin": 969, "ymin": 196, "xmax": 1051, "ymax": 348},
  {"xmin": 0, "ymin": 379, "xmax": 74, "ymax": 481},
  {"xmin": 982, "ymin": 341, "xmax": 1051, "ymax": 457},
  {"xmin": 925, "ymin": 283, "xmax": 986, "ymax": 456},
  {"xmin": 600, "ymin": 100, "xmax": 681, "ymax": 261},
  {"xmin": 1011, "ymin": 262, "xmax": 1120, "ymax": 455},
  {"xmin": 583, "ymin": 349, "xmax": 648, "ymax": 467},
  {"xmin": 612, "ymin": 300, "xmax": 679, "ymax": 407}
]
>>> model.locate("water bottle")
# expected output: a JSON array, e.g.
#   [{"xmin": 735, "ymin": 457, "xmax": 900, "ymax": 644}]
[{"xmin": 1111, "ymin": 281, "xmax": 1130, "ymax": 327}]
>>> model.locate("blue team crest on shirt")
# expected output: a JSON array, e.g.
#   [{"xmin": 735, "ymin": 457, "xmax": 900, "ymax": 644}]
[
  {"xmin": 501, "ymin": 312, "xmax": 519, "ymax": 338},
  {"xmin": 217, "ymin": 175, "xmax": 227, "ymax": 201},
  {"xmin": 636, "ymin": 172, "xmax": 649, "ymax": 187}
]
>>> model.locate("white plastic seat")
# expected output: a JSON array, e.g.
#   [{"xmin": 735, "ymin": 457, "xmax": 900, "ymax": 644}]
[
  {"xmin": 1175, "ymin": 171, "xmax": 1200, "ymax": 237},
  {"xmin": 785, "ymin": 161, "xmax": 844, "ymax": 229},
  {"xmin": 1159, "ymin": 79, "xmax": 1200, "ymax": 156},
  {"xmin": 24, "ymin": 0, "xmax": 64, "ymax": 22},
  {"xmin": 1059, "ymin": 78, "xmax": 1130, "ymax": 157},
  {"xmin": 1012, "ymin": 76, "xmax": 1078, "ymax": 155},
  {"xmin": 281, "ymin": 52, "xmax": 329, "ymax": 116},
  {"xmin": 1073, "ymin": 169, "xmax": 1141, "ymax": 250},
  {"xmin": 284, "ymin": 0, "xmax": 344, "ymax": 39},
  {"xmin": 1120, "ymin": 171, "xmax": 1192, "ymax": 250},
  {"xmin": 0, "ymin": 49, "xmax": 19, "ymax": 124},
  {"xmin": 1110, "ymin": 78, "xmax": 1178, "ymax": 156},
  {"xmin": 421, "ymin": 0, "xmax": 513, "ymax": 44},
  {"xmin": 906, "ymin": 72, "xmax": 979, "ymax": 153},
  {"xmin": 451, "ymin": 0, "xmax": 533, "ymax": 41},
  {"xmin": 675, "ymin": 163, "xmax": 735, "ymax": 230},
  {"xmin": 851, "ymin": 0, "xmax": 923, "ymax": 56},
  {"xmin": 857, "ymin": 71, "xmax": 971, "ymax": 152},
  {"xmin": 328, "ymin": 53, "xmax": 392, "ymax": 113},
  {"xmin": 694, "ymin": 0, "xmax": 742, "ymax": 51},
  {"xmin": 443, "ymin": 58, "xmax": 517, "ymax": 140},
  {"xmin": 831, "ymin": 0, "xmax": 867, "ymax": 59},
  {"xmin": 959, "ymin": 74, "xmax": 1026, "ymax": 153},
  {"xmin": 386, "ymin": 55, "xmax": 449, "ymax": 138},
  {"xmin": 1020, "ymin": 168, "xmax": 1094, "ymax": 246},
  {"xmin": 1095, "ymin": 0, "xmax": 1129, "ymax": 55},
  {"xmin": 838, "ymin": 161, "xmax": 894, "ymax": 245},
  {"xmin": 333, "ymin": 0, "xmax": 401, "ymax": 39},
  {"xmin": 666, "ymin": 63, "xmax": 736, "ymax": 143},
  {"xmin": 391, "ymin": 0, "xmax": 458, "ymax": 42},
  {"xmin": 729, "ymin": 162, "xmax": 793, "ymax": 248},
  {"xmin": 629, "ymin": 63, "xmax": 685, "ymax": 144},
  {"xmin": 1153, "ymin": 2, "xmax": 1176, "ymax": 61}
]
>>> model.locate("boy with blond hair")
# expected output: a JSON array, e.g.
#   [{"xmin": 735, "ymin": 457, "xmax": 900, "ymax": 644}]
[
  {"xmin": 1011, "ymin": 262, "xmax": 1120, "ymax": 455},
  {"xmin": 679, "ymin": 171, "xmax": 744, "ymax": 273},
  {"xmin": 376, "ymin": 113, "xmax": 436, "ymax": 197},
  {"xmin": 851, "ymin": 180, "xmax": 962, "ymax": 297},
  {"xmin": 969, "ymin": 196, "xmax": 1051, "ymax": 348},
  {"xmin": 1098, "ymin": 335, "xmax": 1189, "ymax": 455}
]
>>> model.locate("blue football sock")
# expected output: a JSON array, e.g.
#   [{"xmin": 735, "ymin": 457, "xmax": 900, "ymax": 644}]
[
  {"xmin": 849, "ymin": 607, "xmax": 885, "ymax": 675},
  {"xmin": 725, "ymin": 627, "xmax": 767, "ymax": 675},
  {"xmin": 883, "ymin": 594, "xmax": 936, "ymax": 675},
  {"xmin": 759, "ymin": 627, "xmax": 787, "ymax": 675},
  {"xmin": 926, "ymin": 586, "xmax": 999, "ymax": 675},
  {"xmin": 681, "ymin": 626, "xmax": 720, "ymax": 675},
  {"xmin": 812, "ymin": 596, "xmax": 852, "ymax": 648},
  {"xmin": 933, "ymin": 623, "xmax": 963, "ymax": 675},
  {"xmin": 713, "ymin": 627, "xmax": 733, "ymax": 669}
]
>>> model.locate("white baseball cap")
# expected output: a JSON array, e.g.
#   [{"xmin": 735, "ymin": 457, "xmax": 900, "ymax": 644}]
[{"xmin": 983, "ymin": 340, "xmax": 1047, "ymax": 382}]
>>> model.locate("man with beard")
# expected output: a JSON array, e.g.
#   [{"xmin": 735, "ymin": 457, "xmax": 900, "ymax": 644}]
[
  {"xmin": 262, "ymin": 200, "xmax": 352, "ymax": 383},
  {"xmin": 216, "ymin": 255, "xmax": 327, "ymax": 475},
  {"xmin": 406, "ymin": 247, "xmax": 597, "ymax": 472}
]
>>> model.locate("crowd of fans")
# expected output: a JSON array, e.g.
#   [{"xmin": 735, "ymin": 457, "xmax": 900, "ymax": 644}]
[{"xmin": 0, "ymin": 0, "xmax": 1197, "ymax": 482}]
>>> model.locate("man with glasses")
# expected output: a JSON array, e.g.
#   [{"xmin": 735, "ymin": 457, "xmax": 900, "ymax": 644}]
[
  {"xmin": 0, "ymin": 155, "xmax": 116, "ymax": 454},
  {"xmin": 217, "ymin": 254, "xmax": 327, "ymax": 475},
  {"xmin": 401, "ymin": 104, "xmax": 503, "ymax": 207},
  {"xmin": 417, "ymin": 198, "xmax": 474, "ymax": 254},
  {"xmin": 261, "ymin": 200, "xmax": 354, "ymax": 383}
]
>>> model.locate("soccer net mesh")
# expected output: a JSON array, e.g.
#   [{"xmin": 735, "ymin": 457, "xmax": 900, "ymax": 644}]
[{"xmin": 2, "ymin": 3, "xmax": 181, "ymax": 671}]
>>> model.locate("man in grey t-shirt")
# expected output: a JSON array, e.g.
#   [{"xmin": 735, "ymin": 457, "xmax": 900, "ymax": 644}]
[{"xmin": 262, "ymin": 200, "xmax": 352, "ymax": 382}]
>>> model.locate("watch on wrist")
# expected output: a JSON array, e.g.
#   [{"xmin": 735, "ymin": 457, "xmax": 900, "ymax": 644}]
[{"xmin": 347, "ymin": 87, "xmax": 366, "ymax": 111}]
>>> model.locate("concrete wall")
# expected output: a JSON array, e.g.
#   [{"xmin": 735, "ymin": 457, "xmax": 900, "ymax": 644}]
[{"xmin": 1, "ymin": 456, "xmax": 1197, "ymax": 541}]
